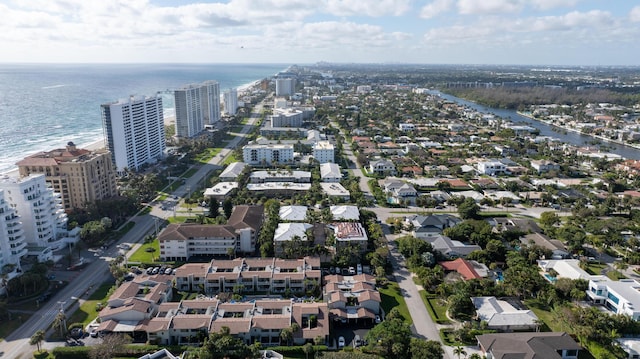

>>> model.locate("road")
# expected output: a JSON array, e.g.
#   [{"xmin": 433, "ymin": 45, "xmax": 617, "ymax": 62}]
[
  {"xmin": 332, "ymin": 121, "xmax": 372, "ymax": 196},
  {"xmin": 0, "ymin": 103, "xmax": 263, "ymax": 358}
]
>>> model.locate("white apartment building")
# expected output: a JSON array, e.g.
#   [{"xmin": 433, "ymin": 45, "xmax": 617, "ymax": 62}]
[
  {"xmin": 275, "ymin": 78, "xmax": 295, "ymax": 97},
  {"xmin": 101, "ymin": 95, "xmax": 165, "ymax": 174},
  {"xmin": 223, "ymin": 88, "xmax": 238, "ymax": 115},
  {"xmin": 0, "ymin": 174, "xmax": 67, "ymax": 250},
  {"xmin": 174, "ymin": 81, "xmax": 221, "ymax": 138},
  {"xmin": 313, "ymin": 141, "xmax": 335, "ymax": 164},
  {"xmin": 242, "ymin": 144, "xmax": 294, "ymax": 166},
  {"xmin": 0, "ymin": 188, "xmax": 27, "ymax": 284},
  {"xmin": 269, "ymin": 109, "xmax": 304, "ymax": 127}
]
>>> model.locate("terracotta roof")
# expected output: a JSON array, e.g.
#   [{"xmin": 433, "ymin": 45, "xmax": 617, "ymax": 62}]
[
  {"xmin": 110, "ymin": 281, "xmax": 141, "ymax": 301},
  {"xmin": 158, "ymin": 223, "xmax": 237, "ymax": 242},
  {"xmin": 358, "ymin": 290, "xmax": 381, "ymax": 303},
  {"xmin": 293, "ymin": 303, "xmax": 329, "ymax": 339},
  {"xmin": 145, "ymin": 318, "xmax": 171, "ymax": 333},
  {"xmin": 210, "ymin": 318, "xmax": 251, "ymax": 334},
  {"xmin": 252, "ymin": 315, "xmax": 291, "ymax": 329},
  {"xmin": 175, "ymin": 263, "xmax": 210, "ymax": 277},
  {"xmin": 439, "ymin": 258, "xmax": 481, "ymax": 280},
  {"xmin": 227, "ymin": 205, "xmax": 264, "ymax": 231},
  {"xmin": 172, "ymin": 315, "xmax": 212, "ymax": 330},
  {"xmin": 97, "ymin": 319, "xmax": 119, "ymax": 332}
]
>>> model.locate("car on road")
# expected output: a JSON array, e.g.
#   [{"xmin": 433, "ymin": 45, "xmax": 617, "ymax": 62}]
[{"xmin": 338, "ymin": 336, "xmax": 345, "ymax": 348}]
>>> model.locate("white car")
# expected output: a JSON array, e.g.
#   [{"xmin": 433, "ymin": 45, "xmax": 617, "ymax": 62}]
[
  {"xmin": 338, "ymin": 336, "xmax": 345, "ymax": 348},
  {"xmin": 375, "ymin": 315, "xmax": 382, "ymax": 324}
]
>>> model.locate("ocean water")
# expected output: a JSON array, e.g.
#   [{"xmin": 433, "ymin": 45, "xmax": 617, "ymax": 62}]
[{"xmin": 0, "ymin": 63, "xmax": 288, "ymax": 173}]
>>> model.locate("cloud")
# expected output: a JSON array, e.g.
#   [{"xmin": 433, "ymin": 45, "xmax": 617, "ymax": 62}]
[
  {"xmin": 420, "ymin": 0, "xmax": 454, "ymax": 19},
  {"xmin": 525, "ymin": 10, "xmax": 612, "ymax": 32},
  {"xmin": 631, "ymin": 6, "xmax": 640, "ymax": 22},
  {"xmin": 456, "ymin": 0, "xmax": 524, "ymax": 15},
  {"xmin": 529, "ymin": 0, "xmax": 579, "ymax": 10},
  {"xmin": 323, "ymin": 0, "xmax": 412, "ymax": 17}
]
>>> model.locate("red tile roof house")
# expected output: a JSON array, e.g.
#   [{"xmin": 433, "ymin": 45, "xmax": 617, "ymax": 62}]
[{"xmin": 439, "ymin": 258, "xmax": 485, "ymax": 281}]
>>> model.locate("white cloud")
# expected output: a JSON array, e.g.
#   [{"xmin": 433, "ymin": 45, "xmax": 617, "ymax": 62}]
[
  {"xmin": 529, "ymin": 0, "xmax": 579, "ymax": 10},
  {"xmin": 456, "ymin": 0, "xmax": 524, "ymax": 15},
  {"xmin": 630, "ymin": 6, "xmax": 640, "ymax": 22},
  {"xmin": 323, "ymin": 0, "xmax": 412, "ymax": 17},
  {"xmin": 420, "ymin": 0, "xmax": 454, "ymax": 19},
  {"xmin": 525, "ymin": 10, "xmax": 612, "ymax": 32}
]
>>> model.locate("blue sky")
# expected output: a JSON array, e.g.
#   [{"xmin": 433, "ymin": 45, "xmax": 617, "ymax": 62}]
[{"xmin": 1, "ymin": 0, "xmax": 639, "ymax": 65}]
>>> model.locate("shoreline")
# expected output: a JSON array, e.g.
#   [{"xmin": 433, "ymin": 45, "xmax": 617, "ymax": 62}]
[
  {"xmin": 516, "ymin": 111, "xmax": 640, "ymax": 152},
  {"xmin": 1, "ymin": 75, "xmax": 273, "ymax": 178}
]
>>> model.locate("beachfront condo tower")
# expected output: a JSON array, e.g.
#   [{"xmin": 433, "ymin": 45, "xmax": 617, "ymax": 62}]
[
  {"xmin": 174, "ymin": 80, "xmax": 221, "ymax": 138},
  {"xmin": 17, "ymin": 141, "xmax": 118, "ymax": 211},
  {"xmin": 101, "ymin": 95, "xmax": 165, "ymax": 174},
  {"xmin": 0, "ymin": 174, "xmax": 67, "ymax": 252},
  {"xmin": 0, "ymin": 188, "xmax": 27, "ymax": 291},
  {"xmin": 223, "ymin": 88, "xmax": 238, "ymax": 115},
  {"xmin": 275, "ymin": 77, "xmax": 296, "ymax": 97}
]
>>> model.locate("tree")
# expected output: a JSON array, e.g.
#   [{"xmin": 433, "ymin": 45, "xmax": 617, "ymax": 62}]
[
  {"xmin": 303, "ymin": 342, "xmax": 314, "ymax": 359},
  {"xmin": 30, "ymin": 330, "xmax": 45, "ymax": 352},
  {"xmin": 409, "ymin": 338, "xmax": 444, "ymax": 359},
  {"xmin": 53, "ymin": 311, "xmax": 67, "ymax": 337},
  {"xmin": 208, "ymin": 197, "xmax": 220, "ymax": 218},
  {"xmin": 89, "ymin": 334, "xmax": 132, "ymax": 359},
  {"xmin": 453, "ymin": 345, "xmax": 467, "ymax": 359},
  {"xmin": 223, "ymin": 198, "xmax": 234, "ymax": 219},
  {"xmin": 365, "ymin": 317, "xmax": 411, "ymax": 357},
  {"xmin": 457, "ymin": 197, "xmax": 481, "ymax": 220}
]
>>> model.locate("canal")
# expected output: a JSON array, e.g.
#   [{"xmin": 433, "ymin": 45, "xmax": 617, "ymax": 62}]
[{"xmin": 432, "ymin": 90, "xmax": 640, "ymax": 160}]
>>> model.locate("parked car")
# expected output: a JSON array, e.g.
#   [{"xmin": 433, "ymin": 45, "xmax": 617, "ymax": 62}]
[
  {"xmin": 90, "ymin": 329, "xmax": 99, "ymax": 338},
  {"xmin": 151, "ymin": 267, "xmax": 159, "ymax": 274},
  {"xmin": 375, "ymin": 314, "xmax": 382, "ymax": 324},
  {"xmin": 146, "ymin": 267, "xmax": 153, "ymax": 274},
  {"xmin": 338, "ymin": 336, "xmax": 345, "ymax": 348},
  {"xmin": 164, "ymin": 267, "xmax": 172, "ymax": 275},
  {"xmin": 353, "ymin": 335, "xmax": 362, "ymax": 348}
]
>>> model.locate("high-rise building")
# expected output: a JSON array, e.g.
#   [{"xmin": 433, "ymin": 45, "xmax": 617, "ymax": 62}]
[
  {"xmin": 16, "ymin": 142, "xmax": 118, "ymax": 211},
  {"xmin": 223, "ymin": 88, "xmax": 238, "ymax": 115},
  {"xmin": 0, "ymin": 188, "xmax": 27, "ymax": 283},
  {"xmin": 101, "ymin": 95, "xmax": 165, "ymax": 174},
  {"xmin": 275, "ymin": 78, "xmax": 296, "ymax": 97},
  {"xmin": 0, "ymin": 174, "xmax": 67, "ymax": 250},
  {"xmin": 174, "ymin": 80, "xmax": 220, "ymax": 138}
]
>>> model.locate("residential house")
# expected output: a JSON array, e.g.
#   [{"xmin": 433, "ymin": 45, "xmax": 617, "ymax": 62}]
[
  {"xmin": 319, "ymin": 183, "xmax": 350, "ymax": 201},
  {"xmin": 521, "ymin": 233, "xmax": 569, "ymax": 259},
  {"xmin": 329, "ymin": 222, "xmax": 368, "ymax": 253},
  {"xmin": 279, "ymin": 206, "xmax": 308, "ymax": 222},
  {"xmin": 219, "ymin": 162, "xmax": 248, "ymax": 181},
  {"xmin": 476, "ymin": 332, "xmax": 581, "ymax": 359},
  {"xmin": 537, "ymin": 259, "xmax": 594, "ymax": 282},
  {"xmin": 439, "ymin": 258, "xmax": 488, "ymax": 281},
  {"xmin": 477, "ymin": 160, "xmax": 507, "ymax": 176},
  {"xmin": 368, "ymin": 159, "xmax": 396, "ymax": 176},
  {"xmin": 587, "ymin": 278, "xmax": 640, "ymax": 320},
  {"xmin": 381, "ymin": 178, "xmax": 417, "ymax": 205},
  {"xmin": 530, "ymin": 159, "xmax": 560, "ymax": 173},
  {"xmin": 320, "ymin": 163, "xmax": 342, "ymax": 182},
  {"xmin": 405, "ymin": 214, "xmax": 461, "ymax": 238},
  {"xmin": 329, "ymin": 205, "xmax": 360, "ymax": 221},
  {"xmin": 427, "ymin": 235, "xmax": 481, "ymax": 259},
  {"xmin": 274, "ymin": 223, "xmax": 313, "ymax": 255},
  {"xmin": 472, "ymin": 296, "xmax": 539, "ymax": 332}
]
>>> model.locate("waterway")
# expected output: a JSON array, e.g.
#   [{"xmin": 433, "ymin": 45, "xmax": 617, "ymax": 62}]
[{"xmin": 432, "ymin": 90, "xmax": 640, "ymax": 160}]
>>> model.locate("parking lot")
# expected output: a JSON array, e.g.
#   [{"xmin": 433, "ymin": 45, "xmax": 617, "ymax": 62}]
[{"xmin": 331, "ymin": 319, "xmax": 375, "ymax": 349}]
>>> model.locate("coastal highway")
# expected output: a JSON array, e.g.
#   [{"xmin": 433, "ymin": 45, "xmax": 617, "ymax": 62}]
[{"xmin": 0, "ymin": 96, "xmax": 263, "ymax": 359}]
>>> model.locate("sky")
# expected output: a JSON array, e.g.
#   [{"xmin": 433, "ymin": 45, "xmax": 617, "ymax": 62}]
[{"xmin": 1, "ymin": 0, "xmax": 639, "ymax": 66}]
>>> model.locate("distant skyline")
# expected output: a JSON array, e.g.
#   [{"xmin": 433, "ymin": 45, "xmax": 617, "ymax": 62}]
[{"xmin": 2, "ymin": 0, "xmax": 639, "ymax": 66}]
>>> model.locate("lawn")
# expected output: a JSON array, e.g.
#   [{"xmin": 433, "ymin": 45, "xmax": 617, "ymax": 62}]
[
  {"xmin": 67, "ymin": 281, "xmax": 114, "ymax": 327},
  {"xmin": 378, "ymin": 281, "xmax": 412, "ymax": 325},
  {"xmin": 419, "ymin": 290, "xmax": 450, "ymax": 324},
  {"xmin": 128, "ymin": 239, "xmax": 160, "ymax": 263},
  {"xmin": 0, "ymin": 314, "xmax": 32, "ymax": 342},
  {"xmin": 583, "ymin": 263, "xmax": 607, "ymax": 276},
  {"xmin": 222, "ymin": 151, "xmax": 239, "ymax": 165}
]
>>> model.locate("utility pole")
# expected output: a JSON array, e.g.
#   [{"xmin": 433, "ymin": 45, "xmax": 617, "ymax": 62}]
[{"xmin": 57, "ymin": 301, "xmax": 67, "ymax": 336}]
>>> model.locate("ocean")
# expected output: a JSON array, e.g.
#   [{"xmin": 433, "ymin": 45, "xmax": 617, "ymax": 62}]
[{"xmin": 0, "ymin": 63, "xmax": 288, "ymax": 174}]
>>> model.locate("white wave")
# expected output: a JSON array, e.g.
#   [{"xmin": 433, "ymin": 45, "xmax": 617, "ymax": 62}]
[{"xmin": 41, "ymin": 84, "xmax": 67, "ymax": 89}]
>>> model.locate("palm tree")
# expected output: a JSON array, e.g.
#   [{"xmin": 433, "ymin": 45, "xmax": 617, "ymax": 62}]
[
  {"xmin": 30, "ymin": 330, "xmax": 45, "ymax": 352},
  {"xmin": 53, "ymin": 311, "xmax": 67, "ymax": 337},
  {"xmin": 454, "ymin": 345, "xmax": 467, "ymax": 359}
]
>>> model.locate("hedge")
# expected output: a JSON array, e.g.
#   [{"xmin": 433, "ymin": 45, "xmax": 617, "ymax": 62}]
[{"xmin": 267, "ymin": 345, "xmax": 327, "ymax": 355}]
